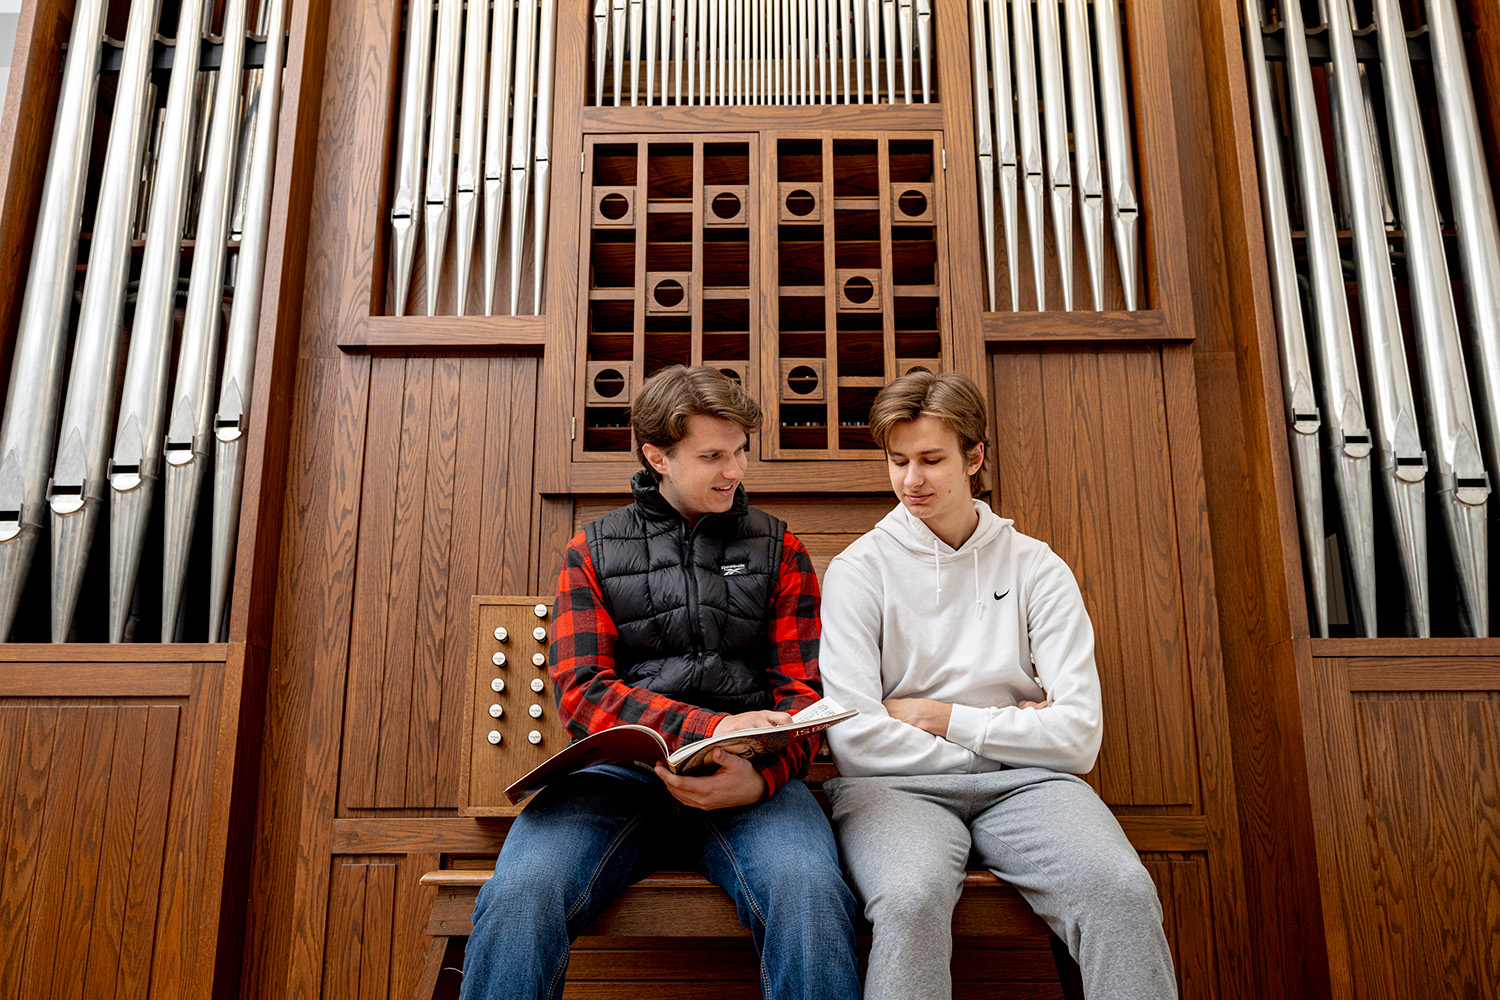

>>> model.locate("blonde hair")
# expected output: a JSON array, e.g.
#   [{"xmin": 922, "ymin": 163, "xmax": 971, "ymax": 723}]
[
  {"xmin": 632, "ymin": 365, "xmax": 762, "ymax": 473},
  {"xmin": 868, "ymin": 370, "xmax": 990, "ymax": 493}
]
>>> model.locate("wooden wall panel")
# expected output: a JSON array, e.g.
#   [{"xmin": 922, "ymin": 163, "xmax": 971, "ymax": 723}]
[
  {"xmin": 340, "ymin": 356, "xmax": 540, "ymax": 812},
  {"xmin": 1310, "ymin": 654, "xmax": 1500, "ymax": 998},
  {"xmin": 1143, "ymin": 853, "xmax": 1217, "ymax": 1000},
  {"xmin": 0, "ymin": 701, "xmax": 180, "ymax": 1000},
  {"xmin": 990, "ymin": 348, "xmax": 1198, "ymax": 809}
]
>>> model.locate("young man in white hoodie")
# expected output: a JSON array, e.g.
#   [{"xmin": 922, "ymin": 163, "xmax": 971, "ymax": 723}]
[{"xmin": 819, "ymin": 370, "xmax": 1177, "ymax": 1000}]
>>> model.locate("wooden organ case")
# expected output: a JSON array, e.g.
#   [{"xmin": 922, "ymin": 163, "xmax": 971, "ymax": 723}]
[{"xmin": 0, "ymin": 0, "xmax": 1497, "ymax": 994}]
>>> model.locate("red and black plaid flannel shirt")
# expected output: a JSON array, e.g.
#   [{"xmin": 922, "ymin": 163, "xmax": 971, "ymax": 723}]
[{"xmin": 548, "ymin": 527, "xmax": 823, "ymax": 797}]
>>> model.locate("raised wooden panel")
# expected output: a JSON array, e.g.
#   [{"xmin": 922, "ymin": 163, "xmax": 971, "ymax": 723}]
[
  {"xmin": 990, "ymin": 347, "xmax": 1199, "ymax": 809},
  {"xmin": 1143, "ymin": 853, "xmax": 1217, "ymax": 1000},
  {"xmin": 339, "ymin": 355, "xmax": 540, "ymax": 811},
  {"xmin": 1310, "ymin": 653, "xmax": 1500, "ymax": 999},
  {"xmin": 322, "ymin": 854, "xmax": 440, "ymax": 1000},
  {"xmin": 0, "ymin": 701, "xmax": 180, "ymax": 1000}
]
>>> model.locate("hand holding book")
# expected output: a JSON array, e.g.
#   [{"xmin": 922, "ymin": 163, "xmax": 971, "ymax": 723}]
[{"xmin": 504, "ymin": 698, "xmax": 857, "ymax": 804}]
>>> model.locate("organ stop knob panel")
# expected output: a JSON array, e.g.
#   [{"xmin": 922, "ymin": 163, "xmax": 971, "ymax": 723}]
[{"xmin": 461, "ymin": 595, "xmax": 568, "ymax": 815}]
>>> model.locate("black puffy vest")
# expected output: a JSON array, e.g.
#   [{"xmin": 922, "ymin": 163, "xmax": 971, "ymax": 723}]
[{"xmin": 584, "ymin": 471, "xmax": 786, "ymax": 713}]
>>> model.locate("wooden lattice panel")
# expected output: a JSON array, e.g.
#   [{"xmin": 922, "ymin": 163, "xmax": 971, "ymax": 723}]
[
  {"xmin": 459, "ymin": 595, "xmax": 566, "ymax": 816},
  {"xmin": 771, "ymin": 133, "xmax": 946, "ymax": 457},
  {"xmin": 577, "ymin": 135, "xmax": 759, "ymax": 457}
]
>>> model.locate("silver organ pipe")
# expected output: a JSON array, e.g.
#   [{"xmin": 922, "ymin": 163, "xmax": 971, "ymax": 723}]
[
  {"xmin": 423, "ymin": 0, "xmax": 464, "ymax": 316},
  {"xmin": 211, "ymin": 0, "xmax": 292, "ymax": 640},
  {"xmin": 1323, "ymin": 0, "xmax": 1429, "ymax": 635},
  {"xmin": 454, "ymin": 0, "xmax": 491, "ymax": 316},
  {"xmin": 988, "ymin": 0, "xmax": 1020, "ymax": 311},
  {"xmin": 390, "ymin": 0, "xmax": 434, "ymax": 316},
  {"xmin": 0, "ymin": 0, "xmax": 106, "ymax": 639},
  {"xmin": 46, "ymin": 0, "xmax": 165, "ymax": 642},
  {"xmin": 969, "ymin": 0, "xmax": 999, "ymax": 311},
  {"xmin": 1035, "ymin": 0, "xmax": 1072, "ymax": 311},
  {"xmin": 1065, "ymin": 0, "xmax": 1105, "ymax": 312},
  {"xmin": 1275, "ymin": 0, "xmax": 1378, "ymax": 634},
  {"xmin": 1011, "ymin": 0, "xmax": 1045, "ymax": 309},
  {"xmin": 107, "ymin": 0, "xmax": 213, "ymax": 642},
  {"xmin": 1428, "ymin": 0, "xmax": 1500, "ymax": 511},
  {"xmin": 1092, "ymin": 0, "xmax": 1138, "ymax": 310},
  {"xmin": 1372, "ymin": 0, "xmax": 1488, "ymax": 635},
  {"xmin": 487, "ymin": 0, "xmax": 518, "ymax": 314},
  {"xmin": 160, "ymin": 0, "xmax": 251, "ymax": 639},
  {"xmin": 1242, "ymin": 0, "xmax": 1329, "ymax": 637},
  {"xmin": 532, "ymin": 0, "xmax": 558, "ymax": 316}
]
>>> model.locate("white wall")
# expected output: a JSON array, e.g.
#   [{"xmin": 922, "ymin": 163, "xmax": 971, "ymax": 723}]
[{"xmin": 0, "ymin": 0, "xmax": 20, "ymax": 115}]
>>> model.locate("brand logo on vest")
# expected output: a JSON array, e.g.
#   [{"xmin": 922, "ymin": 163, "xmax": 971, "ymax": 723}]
[
  {"xmin": 721, "ymin": 563, "xmax": 748, "ymax": 576},
  {"xmin": 994, "ymin": 589, "xmax": 1010, "ymax": 601}
]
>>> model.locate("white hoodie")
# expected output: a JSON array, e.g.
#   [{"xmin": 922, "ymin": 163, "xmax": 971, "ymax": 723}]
[{"xmin": 820, "ymin": 499, "xmax": 1103, "ymax": 777}]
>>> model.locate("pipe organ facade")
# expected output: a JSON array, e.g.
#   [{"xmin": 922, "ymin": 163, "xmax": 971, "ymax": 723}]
[{"xmin": 0, "ymin": 0, "xmax": 1498, "ymax": 996}]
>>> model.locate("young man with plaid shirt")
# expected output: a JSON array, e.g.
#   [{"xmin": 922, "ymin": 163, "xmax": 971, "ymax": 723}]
[{"xmin": 461, "ymin": 366, "xmax": 860, "ymax": 1000}]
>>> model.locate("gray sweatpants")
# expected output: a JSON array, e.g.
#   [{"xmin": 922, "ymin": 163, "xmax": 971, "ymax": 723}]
[{"xmin": 825, "ymin": 769, "xmax": 1178, "ymax": 1000}]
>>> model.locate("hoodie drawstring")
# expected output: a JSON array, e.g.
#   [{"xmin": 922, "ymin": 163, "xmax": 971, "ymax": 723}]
[
  {"xmin": 933, "ymin": 540, "xmax": 984, "ymax": 618},
  {"xmin": 973, "ymin": 549, "xmax": 982, "ymax": 617},
  {"xmin": 933, "ymin": 540, "xmax": 941, "ymax": 605}
]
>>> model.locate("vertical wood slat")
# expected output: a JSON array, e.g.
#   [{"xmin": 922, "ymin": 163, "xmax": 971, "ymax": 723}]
[
  {"xmin": 322, "ymin": 861, "xmax": 368, "ymax": 1000},
  {"xmin": 501, "ymin": 359, "xmax": 541, "ymax": 595},
  {"xmin": 18, "ymin": 706, "xmax": 87, "ymax": 999},
  {"xmin": 389, "ymin": 853, "xmax": 442, "ymax": 1000},
  {"xmin": 436, "ymin": 360, "xmax": 492, "ymax": 805},
  {"xmin": 323, "ymin": 859, "xmax": 398, "ymax": 1000},
  {"xmin": 341, "ymin": 359, "xmax": 407, "ymax": 808},
  {"xmin": 117, "ymin": 705, "xmax": 179, "ymax": 1000},
  {"xmin": 52, "ymin": 708, "xmax": 120, "ymax": 1000},
  {"xmin": 376, "ymin": 358, "xmax": 437, "ymax": 806},
  {"xmin": 0, "ymin": 706, "xmax": 58, "ymax": 998},
  {"xmin": 1072, "ymin": 352, "xmax": 1134, "ymax": 800},
  {"xmin": 83, "ymin": 707, "xmax": 150, "ymax": 1000},
  {"xmin": 409, "ymin": 357, "xmax": 464, "ymax": 809}
]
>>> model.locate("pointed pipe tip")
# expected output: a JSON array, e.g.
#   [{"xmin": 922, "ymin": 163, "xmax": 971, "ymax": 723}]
[
  {"xmin": 50, "ymin": 502, "xmax": 101, "ymax": 643},
  {"xmin": 160, "ymin": 458, "xmax": 207, "ymax": 641},
  {"xmin": 109, "ymin": 478, "xmax": 156, "ymax": 643},
  {"xmin": 0, "ymin": 528, "xmax": 41, "ymax": 642}
]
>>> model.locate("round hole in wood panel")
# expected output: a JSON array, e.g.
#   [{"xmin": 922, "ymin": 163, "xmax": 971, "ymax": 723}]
[
  {"xmin": 592, "ymin": 367, "xmax": 627, "ymax": 398},
  {"xmin": 712, "ymin": 192, "xmax": 742, "ymax": 219},
  {"xmin": 653, "ymin": 279, "xmax": 685, "ymax": 307},
  {"xmin": 719, "ymin": 368, "xmax": 742, "ymax": 384},
  {"xmin": 784, "ymin": 189, "xmax": 816, "ymax": 216},
  {"xmin": 787, "ymin": 365, "xmax": 820, "ymax": 394},
  {"xmin": 599, "ymin": 193, "xmax": 630, "ymax": 219},
  {"xmin": 843, "ymin": 275, "xmax": 875, "ymax": 304},
  {"xmin": 898, "ymin": 189, "xmax": 928, "ymax": 217}
]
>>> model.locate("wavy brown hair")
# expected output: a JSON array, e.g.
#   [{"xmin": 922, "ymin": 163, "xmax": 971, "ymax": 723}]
[
  {"xmin": 868, "ymin": 369, "xmax": 990, "ymax": 494},
  {"xmin": 632, "ymin": 365, "xmax": 763, "ymax": 474}
]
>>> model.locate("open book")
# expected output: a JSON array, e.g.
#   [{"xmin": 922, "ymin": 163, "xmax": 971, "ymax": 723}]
[{"xmin": 504, "ymin": 698, "xmax": 857, "ymax": 804}]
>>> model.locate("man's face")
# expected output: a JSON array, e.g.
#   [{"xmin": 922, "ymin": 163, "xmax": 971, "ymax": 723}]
[
  {"xmin": 643, "ymin": 414, "xmax": 751, "ymax": 522},
  {"xmin": 885, "ymin": 414, "xmax": 983, "ymax": 529}
]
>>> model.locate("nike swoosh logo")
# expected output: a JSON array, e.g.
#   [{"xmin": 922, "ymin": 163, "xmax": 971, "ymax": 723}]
[{"xmin": 994, "ymin": 590, "xmax": 1009, "ymax": 601}]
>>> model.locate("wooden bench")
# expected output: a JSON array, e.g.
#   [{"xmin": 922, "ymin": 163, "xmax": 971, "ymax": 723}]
[{"xmin": 412, "ymin": 867, "xmax": 1085, "ymax": 999}]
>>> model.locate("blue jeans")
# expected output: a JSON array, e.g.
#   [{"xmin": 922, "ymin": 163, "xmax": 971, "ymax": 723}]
[{"xmin": 460, "ymin": 764, "xmax": 861, "ymax": 1000}]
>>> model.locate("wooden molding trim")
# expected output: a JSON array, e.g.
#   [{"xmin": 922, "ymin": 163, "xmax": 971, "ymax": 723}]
[
  {"xmin": 982, "ymin": 310, "xmax": 1180, "ymax": 342},
  {"xmin": 339, "ymin": 315, "xmax": 549, "ymax": 350}
]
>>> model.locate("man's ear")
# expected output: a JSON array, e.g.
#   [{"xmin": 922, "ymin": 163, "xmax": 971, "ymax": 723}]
[
  {"xmin": 642, "ymin": 441, "xmax": 669, "ymax": 477},
  {"xmin": 965, "ymin": 442, "xmax": 985, "ymax": 476}
]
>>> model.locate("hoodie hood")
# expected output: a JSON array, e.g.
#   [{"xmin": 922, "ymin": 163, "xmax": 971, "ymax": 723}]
[{"xmin": 874, "ymin": 500, "xmax": 1015, "ymax": 615}]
